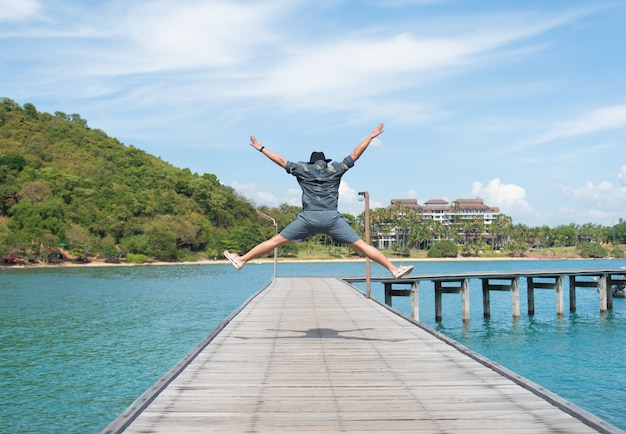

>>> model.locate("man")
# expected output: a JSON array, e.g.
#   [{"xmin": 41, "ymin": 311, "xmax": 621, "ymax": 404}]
[{"xmin": 224, "ymin": 122, "xmax": 414, "ymax": 279}]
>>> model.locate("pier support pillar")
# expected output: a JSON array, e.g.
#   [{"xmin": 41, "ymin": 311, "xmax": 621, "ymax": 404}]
[
  {"xmin": 481, "ymin": 277, "xmax": 520, "ymax": 319},
  {"xmin": 434, "ymin": 278, "xmax": 470, "ymax": 322},
  {"xmin": 599, "ymin": 274, "xmax": 607, "ymax": 313},
  {"xmin": 569, "ymin": 275, "xmax": 577, "ymax": 312},
  {"xmin": 411, "ymin": 281, "xmax": 419, "ymax": 321},
  {"xmin": 511, "ymin": 278, "xmax": 520, "ymax": 318},
  {"xmin": 555, "ymin": 276, "xmax": 564, "ymax": 315},
  {"xmin": 461, "ymin": 278, "xmax": 470, "ymax": 323},
  {"xmin": 569, "ymin": 274, "xmax": 611, "ymax": 313},
  {"xmin": 384, "ymin": 281, "xmax": 418, "ymax": 320},
  {"xmin": 527, "ymin": 275, "xmax": 564, "ymax": 316},
  {"xmin": 482, "ymin": 281, "xmax": 491, "ymax": 318},
  {"xmin": 527, "ymin": 281, "xmax": 535, "ymax": 316}
]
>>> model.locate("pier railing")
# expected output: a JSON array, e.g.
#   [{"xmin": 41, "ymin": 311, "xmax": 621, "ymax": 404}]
[{"xmin": 344, "ymin": 268, "xmax": 626, "ymax": 322}]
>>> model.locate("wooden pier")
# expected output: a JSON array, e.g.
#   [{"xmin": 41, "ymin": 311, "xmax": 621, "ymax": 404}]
[
  {"xmin": 346, "ymin": 268, "xmax": 626, "ymax": 322},
  {"xmin": 103, "ymin": 276, "xmax": 623, "ymax": 434}
]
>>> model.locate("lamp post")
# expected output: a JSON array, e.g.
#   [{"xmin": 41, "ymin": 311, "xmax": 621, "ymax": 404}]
[
  {"xmin": 255, "ymin": 210, "xmax": 278, "ymax": 280},
  {"xmin": 358, "ymin": 191, "xmax": 371, "ymax": 299}
]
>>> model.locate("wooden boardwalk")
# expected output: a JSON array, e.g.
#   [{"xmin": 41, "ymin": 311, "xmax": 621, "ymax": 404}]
[{"xmin": 104, "ymin": 277, "xmax": 623, "ymax": 433}]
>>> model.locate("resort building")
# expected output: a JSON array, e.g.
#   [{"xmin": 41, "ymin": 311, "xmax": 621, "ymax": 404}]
[
  {"xmin": 371, "ymin": 198, "xmax": 501, "ymax": 249},
  {"xmin": 390, "ymin": 198, "xmax": 500, "ymax": 226}
]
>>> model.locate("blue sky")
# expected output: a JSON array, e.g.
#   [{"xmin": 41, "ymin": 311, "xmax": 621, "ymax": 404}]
[{"xmin": 2, "ymin": 0, "xmax": 626, "ymax": 228}]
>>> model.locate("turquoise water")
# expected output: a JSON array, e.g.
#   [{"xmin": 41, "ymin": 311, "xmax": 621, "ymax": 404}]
[{"xmin": 1, "ymin": 259, "xmax": 625, "ymax": 433}]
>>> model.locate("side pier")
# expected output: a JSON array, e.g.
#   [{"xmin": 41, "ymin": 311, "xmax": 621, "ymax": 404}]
[
  {"xmin": 103, "ymin": 276, "xmax": 622, "ymax": 433},
  {"xmin": 345, "ymin": 267, "xmax": 626, "ymax": 322}
]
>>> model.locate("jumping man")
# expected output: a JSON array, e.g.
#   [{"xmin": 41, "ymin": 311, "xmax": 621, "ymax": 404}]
[{"xmin": 224, "ymin": 123, "xmax": 414, "ymax": 279}]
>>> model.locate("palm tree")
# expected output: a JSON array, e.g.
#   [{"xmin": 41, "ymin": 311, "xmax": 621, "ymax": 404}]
[{"xmin": 486, "ymin": 214, "xmax": 510, "ymax": 248}]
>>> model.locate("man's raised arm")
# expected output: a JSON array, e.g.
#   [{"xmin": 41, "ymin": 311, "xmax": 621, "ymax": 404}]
[
  {"xmin": 250, "ymin": 135, "xmax": 287, "ymax": 169},
  {"xmin": 350, "ymin": 123, "xmax": 384, "ymax": 162}
]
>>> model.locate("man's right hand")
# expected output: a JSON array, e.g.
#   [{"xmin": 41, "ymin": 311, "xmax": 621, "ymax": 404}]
[
  {"xmin": 249, "ymin": 135, "xmax": 263, "ymax": 151},
  {"xmin": 370, "ymin": 123, "xmax": 384, "ymax": 138}
]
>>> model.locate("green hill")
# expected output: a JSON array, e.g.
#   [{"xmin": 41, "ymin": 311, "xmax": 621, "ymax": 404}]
[{"xmin": 0, "ymin": 98, "xmax": 274, "ymax": 264}]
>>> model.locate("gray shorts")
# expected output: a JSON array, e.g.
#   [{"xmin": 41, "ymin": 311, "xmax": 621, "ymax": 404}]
[{"xmin": 280, "ymin": 211, "xmax": 360, "ymax": 244}]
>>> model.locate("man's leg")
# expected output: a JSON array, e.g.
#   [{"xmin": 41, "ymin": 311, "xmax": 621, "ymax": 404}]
[
  {"xmin": 241, "ymin": 234, "xmax": 290, "ymax": 263},
  {"xmin": 349, "ymin": 239, "xmax": 413, "ymax": 278},
  {"xmin": 226, "ymin": 234, "xmax": 290, "ymax": 269}
]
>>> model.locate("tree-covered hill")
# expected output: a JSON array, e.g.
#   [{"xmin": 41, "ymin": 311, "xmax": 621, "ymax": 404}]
[{"xmin": 0, "ymin": 98, "xmax": 273, "ymax": 263}]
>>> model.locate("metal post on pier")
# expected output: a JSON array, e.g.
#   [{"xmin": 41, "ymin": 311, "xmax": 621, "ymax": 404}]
[
  {"xmin": 358, "ymin": 191, "xmax": 371, "ymax": 299},
  {"xmin": 256, "ymin": 210, "xmax": 278, "ymax": 280}
]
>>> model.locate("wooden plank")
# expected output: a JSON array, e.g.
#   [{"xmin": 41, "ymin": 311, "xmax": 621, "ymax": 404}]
[{"xmin": 107, "ymin": 277, "xmax": 623, "ymax": 434}]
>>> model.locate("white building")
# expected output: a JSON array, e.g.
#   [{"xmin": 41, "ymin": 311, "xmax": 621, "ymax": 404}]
[
  {"xmin": 372, "ymin": 198, "xmax": 501, "ymax": 249},
  {"xmin": 389, "ymin": 198, "xmax": 500, "ymax": 226}
]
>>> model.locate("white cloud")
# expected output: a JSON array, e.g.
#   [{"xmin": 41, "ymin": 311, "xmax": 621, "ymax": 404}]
[
  {"xmin": 284, "ymin": 188, "xmax": 302, "ymax": 207},
  {"xmin": 527, "ymin": 105, "xmax": 626, "ymax": 145},
  {"xmin": 233, "ymin": 179, "xmax": 385, "ymax": 217},
  {"xmin": 377, "ymin": 0, "xmax": 449, "ymax": 6},
  {"xmin": 116, "ymin": 1, "xmax": 282, "ymax": 72},
  {"xmin": 239, "ymin": 10, "xmax": 585, "ymax": 110},
  {"xmin": 562, "ymin": 179, "xmax": 626, "ymax": 208},
  {"xmin": 471, "ymin": 178, "xmax": 534, "ymax": 217},
  {"xmin": 0, "ymin": 0, "xmax": 40, "ymax": 21},
  {"xmin": 230, "ymin": 181, "xmax": 279, "ymax": 207},
  {"xmin": 618, "ymin": 165, "xmax": 626, "ymax": 187},
  {"xmin": 557, "ymin": 166, "xmax": 626, "ymax": 224},
  {"xmin": 338, "ymin": 181, "xmax": 385, "ymax": 216},
  {"xmin": 338, "ymin": 181, "xmax": 361, "ymax": 215}
]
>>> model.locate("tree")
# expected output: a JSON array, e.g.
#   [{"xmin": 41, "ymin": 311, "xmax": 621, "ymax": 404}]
[
  {"xmin": 19, "ymin": 181, "xmax": 52, "ymax": 205},
  {"xmin": 614, "ymin": 219, "xmax": 626, "ymax": 244},
  {"xmin": 143, "ymin": 215, "xmax": 179, "ymax": 261},
  {"xmin": 22, "ymin": 102, "xmax": 38, "ymax": 119},
  {"xmin": 578, "ymin": 242, "xmax": 607, "ymax": 258},
  {"xmin": 230, "ymin": 225, "xmax": 265, "ymax": 255},
  {"xmin": 278, "ymin": 242, "xmax": 299, "ymax": 257},
  {"xmin": 0, "ymin": 153, "xmax": 28, "ymax": 171},
  {"xmin": 611, "ymin": 245, "xmax": 625, "ymax": 258},
  {"xmin": 508, "ymin": 240, "xmax": 528, "ymax": 257},
  {"xmin": 427, "ymin": 240, "xmax": 458, "ymax": 258},
  {"xmin": 549, "ymin": 224, "xmax": 578, "ymax": 247},
  {"xmin": 66, "ymin": 223, "xmax": 93, "ymax": 253},
  {"xmin": 428, "ymin": 220, "xmax": 446, "ymax": 246},
  {"xmin": 510, "ymin": 223, "xmax": 531, "ymax": 247}
]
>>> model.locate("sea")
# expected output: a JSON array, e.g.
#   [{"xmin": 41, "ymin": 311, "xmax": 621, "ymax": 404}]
[{"xmin": 1, "ymin": 259, "xmax": 625, "ymax": 433}]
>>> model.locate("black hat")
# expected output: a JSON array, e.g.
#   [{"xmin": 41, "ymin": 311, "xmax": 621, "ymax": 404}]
[{"xmin": 309, "ymin": 151, "xmax": 331, "ymax": 164}]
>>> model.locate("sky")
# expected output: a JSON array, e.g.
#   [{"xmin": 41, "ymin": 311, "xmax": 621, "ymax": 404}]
[{"xmin": 2, "ymin": 0, "xmax": 626, "ymax": 228}]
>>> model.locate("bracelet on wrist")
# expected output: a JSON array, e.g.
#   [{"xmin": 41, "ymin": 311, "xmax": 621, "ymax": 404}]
[{"xmin": 259, "ymin": 146, "xmax": 265, "ymax": 152}]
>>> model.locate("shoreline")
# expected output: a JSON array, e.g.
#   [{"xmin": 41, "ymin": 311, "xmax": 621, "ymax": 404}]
[{"xmin": 2, "ymin": 254, "xmax": 608, "ymax": 270}]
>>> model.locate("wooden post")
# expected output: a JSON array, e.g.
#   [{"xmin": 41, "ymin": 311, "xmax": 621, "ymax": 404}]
[
  {"xmin": 435, "ymin": 281, "xmax": 443, "ymax": 322},
  {"xmin": 482, "ymin": 279, "xmax": 491, "ymax": 318},
  {"xmin": 511, "ymin": 277, "xmax": 520, "ymax": 318},
  {"xmin": 569, "ymin": 275, "xmax": 577, "ymax": 312},
  {"xmin": 555, "ymin": 275, "xmax": 564, "ymax": 316},
  {"xmin": 461, "ymin": 278, "xmax": 470, "ymax": 323},
  {"xmin": 604, "ymin": 274, "xmax": 613, "ymax": 310},
  {"xmin": 526, "ymin": 277, "xmax": 535, "ymax": 315},
  {"xmin": 411, "ymin": 281, "xmax": 419, "ymax": 321},
  {"xmin": 599, "ymin": 274, "xmax": 607, "ymax": 313},
  {"xmin": 384, "ymin": 282, "xmax": 392, "ymax": 306}
]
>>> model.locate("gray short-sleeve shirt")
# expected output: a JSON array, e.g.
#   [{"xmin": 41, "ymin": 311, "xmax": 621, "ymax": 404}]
[{"xmin": 285, "ymin": 155, "xmax": 355, "ymax": 211}]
